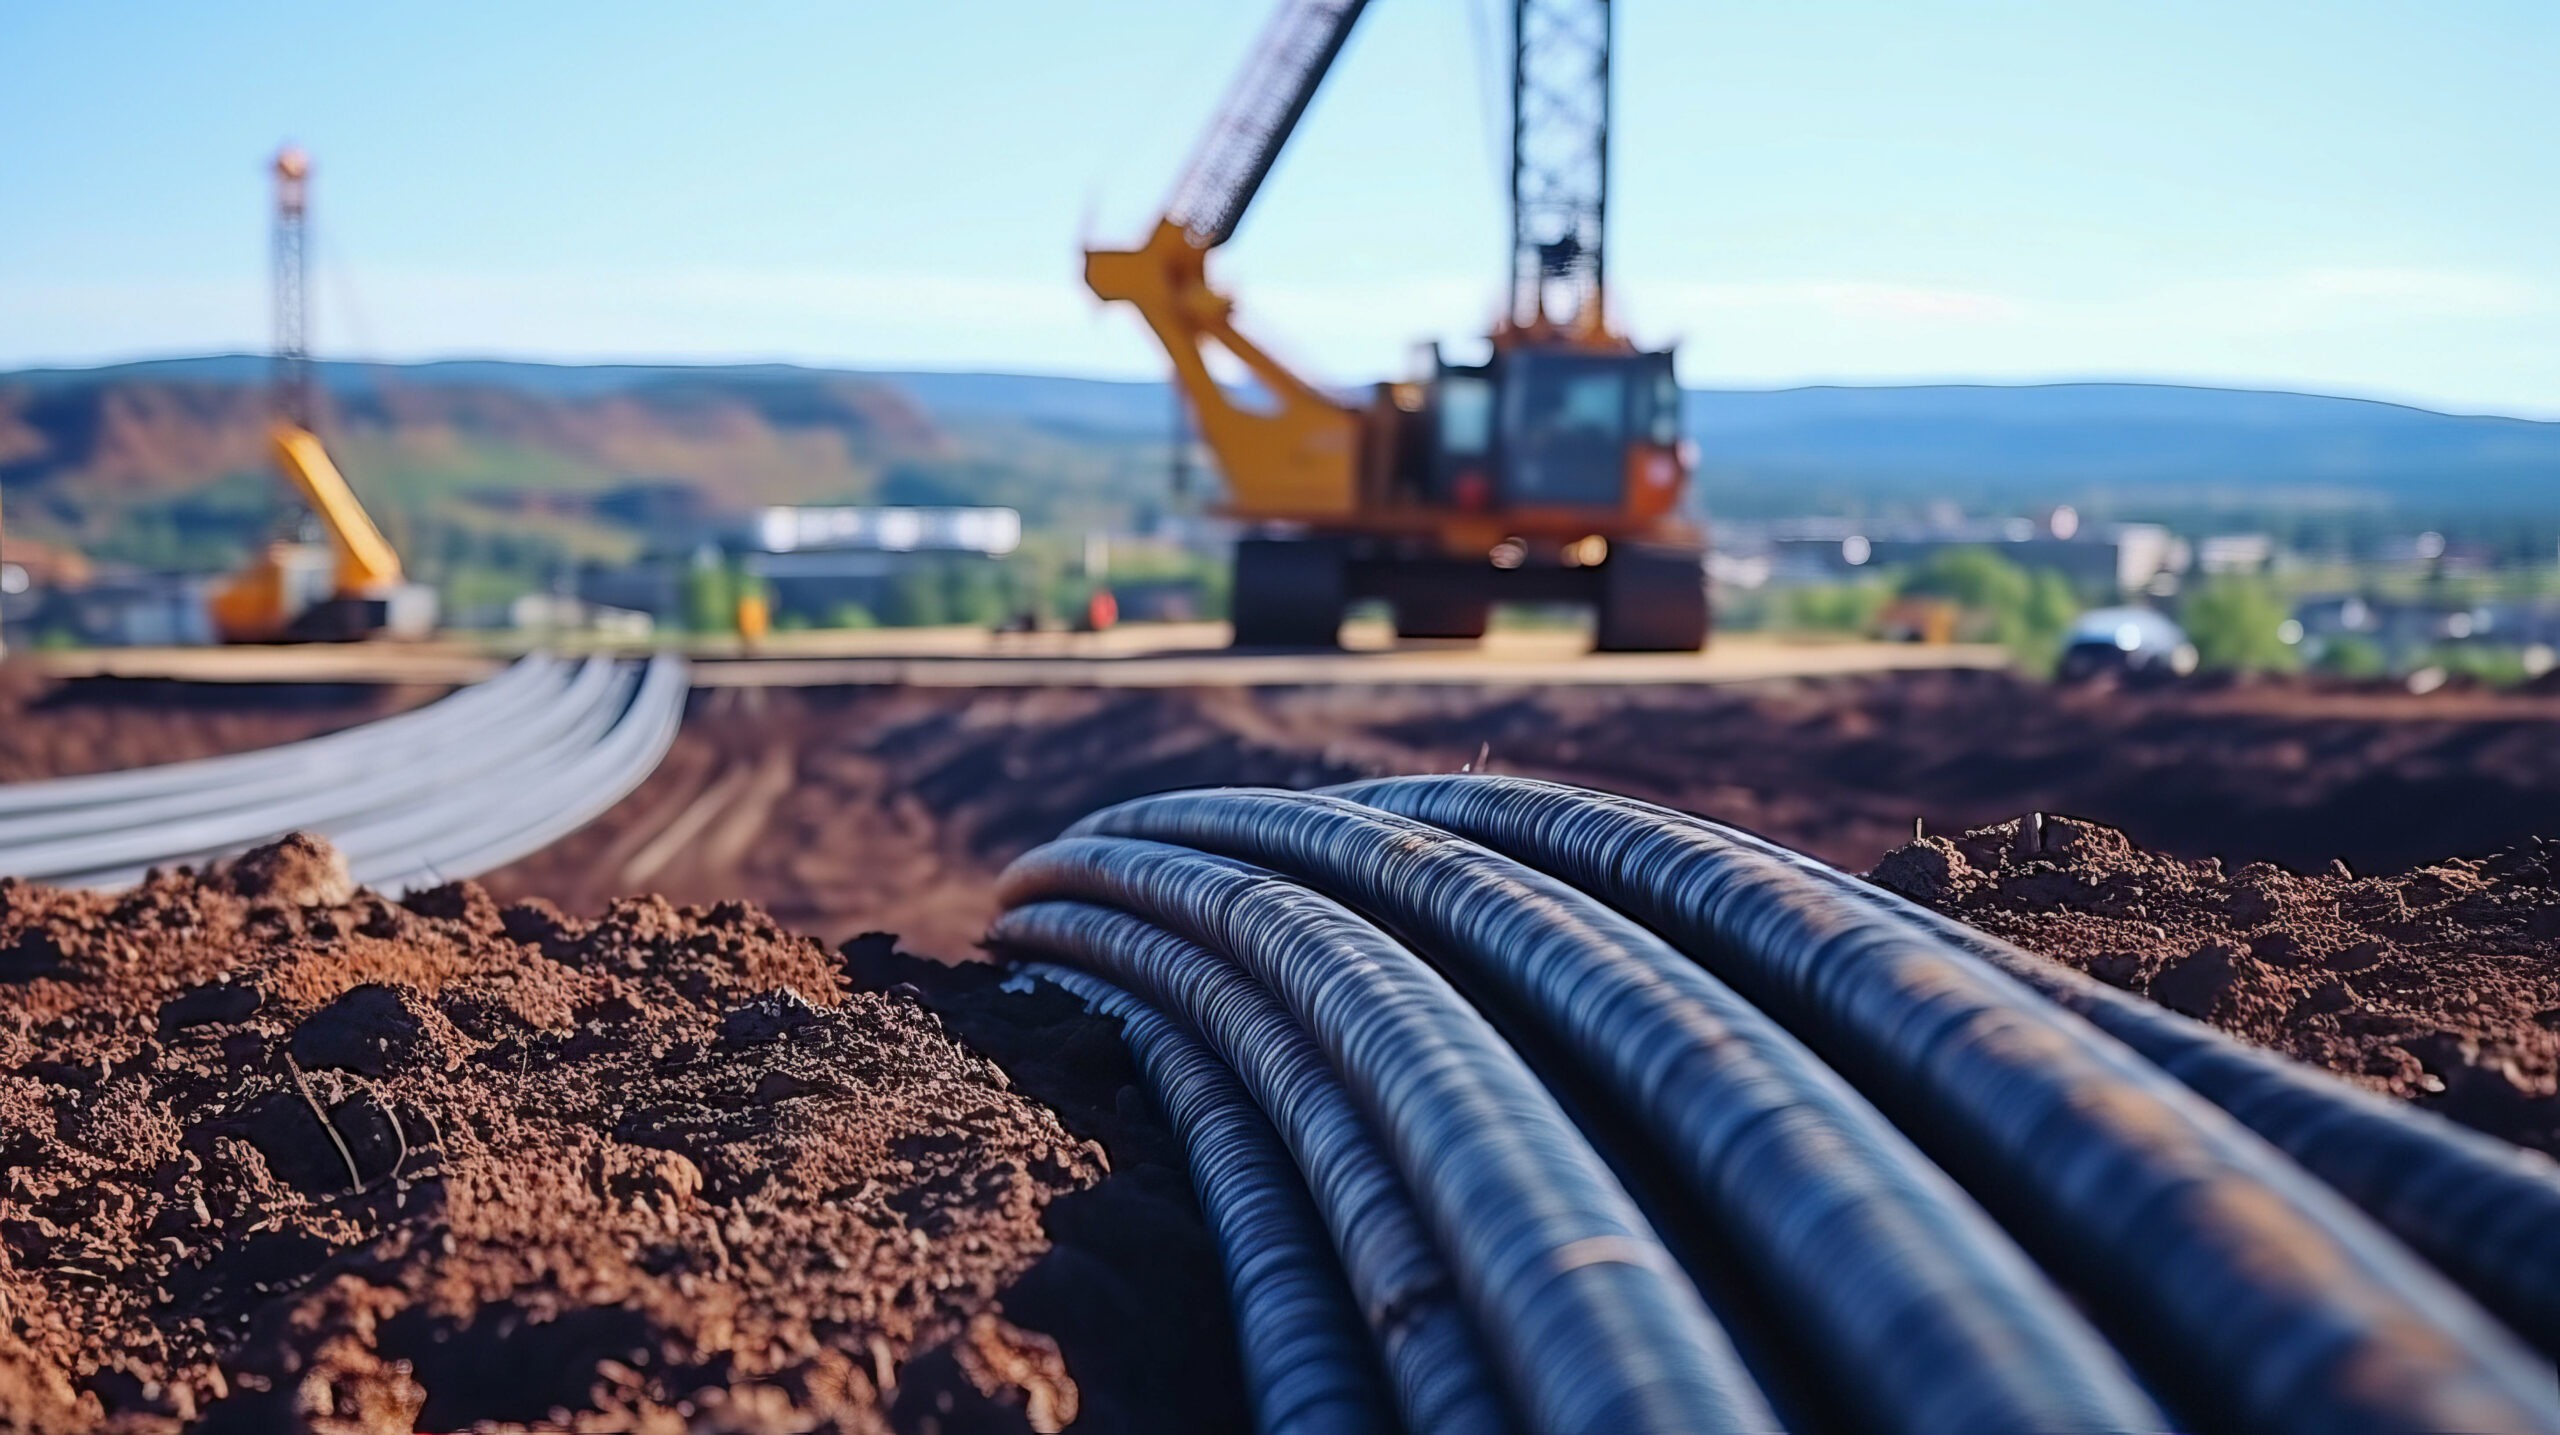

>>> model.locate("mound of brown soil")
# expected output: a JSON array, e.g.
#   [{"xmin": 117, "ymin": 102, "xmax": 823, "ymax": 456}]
[
  {"xmin": 0, "ymin": 835, "xmax": 1228, "ymax": 1434},
  {"xmin": 1873, "ymin": 816, "xmax": 2560, "ymax": 1155}
]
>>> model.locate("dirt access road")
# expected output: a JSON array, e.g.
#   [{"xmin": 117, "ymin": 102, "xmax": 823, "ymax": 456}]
[{"xmin": 24, "ymin": 626, "xmax": 2006, "ymax": 692}]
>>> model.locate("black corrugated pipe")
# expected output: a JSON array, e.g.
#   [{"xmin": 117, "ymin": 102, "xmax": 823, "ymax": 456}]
[
  {"xmin": 1401, "ymin": 776, "xmax": 2560, "ymax": 1357},
  {"xmin": 995, "ymin": 839, "xmax": 1779, "ymax": 1435},
  {"xmin": 997, "ymin": 903, "xmax": 1510, "ymax": 1435},
  {"xmin": 1066, "ymin": 788, "xmax": 2164, "ymax": 1435},
  {"xmin": 1330, "ymin": 776, "xmax": 2560, "ymax": 1435},
  {"xmin": 1014, "ymin": 962, "xmax": 1399, "ymax": 1435},
  {"xmin": 1829, "ymin": 869, "xmax": 2560, "ymax": 1356}
]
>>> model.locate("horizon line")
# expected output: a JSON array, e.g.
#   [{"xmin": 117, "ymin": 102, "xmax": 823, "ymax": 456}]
[{"xmin": 5, "ymin": 349, "xmax": 2552, "ymax": 426}]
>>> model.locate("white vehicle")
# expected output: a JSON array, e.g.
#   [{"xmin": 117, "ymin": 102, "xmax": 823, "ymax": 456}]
[{"xmin": 2058, "ymin": 606, "xmax": 2200, "ymax": 680}]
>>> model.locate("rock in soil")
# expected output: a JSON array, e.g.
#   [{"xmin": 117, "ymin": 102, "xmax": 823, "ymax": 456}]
[
  {"xmin": 0, "ymin": 835, "xmax": 1236, "ymax": 1433},
  {"xmin": 1873, "ymin": 816, "xmax": 2560, "ymax": 1156}
]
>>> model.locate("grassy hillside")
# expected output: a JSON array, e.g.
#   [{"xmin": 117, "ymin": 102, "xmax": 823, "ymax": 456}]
[
  {"xmin": 0, "ymin": 362, "xmax": 1179, "ymax": 609},
  {"xmin": 7, "ymin": 358, "xmax": 2557, "ymax": 606}
]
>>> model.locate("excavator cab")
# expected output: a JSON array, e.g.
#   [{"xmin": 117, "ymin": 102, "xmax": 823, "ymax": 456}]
[
  {"xmin": 1424, "ymin": 347, "xmax": 1683, "ymax": 514},
  {"xmin": 1228, "ymin": 339, "xmax": 1703, "ymax": 651}
]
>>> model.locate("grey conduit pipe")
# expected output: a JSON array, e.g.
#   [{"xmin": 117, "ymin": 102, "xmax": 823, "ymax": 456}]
[
  {"xmin": 8, "ymin": 655, "xmax": 686, "ymax": 896},
  {"xmin": 0, "ymin": 658, "xmax": 625, "ymax": 883},
  {"xmin": 996, "ymin": 839, "xmax": 1779, "ymax": 1434},
  {"xmin": 997, "ymin": 902, "xmax": 1511, "ymax": 1435},
  {"xmin": 1019, "ymin": 963, "xmax": 1398, "ymax": 1435},
  {"xmin": 0, "ymin": 653, "xmax": 555, "ymax": 819},
  {"xmin": 0, "ymin": 655, "xmax": 573, "ymax": 847},
  {"xmin": 1332, "ymin": 775, "xmax": 2560, "ymax": 1434},
  {"xmin": 1066, "ymin": 788, "xmax": 2163, "ymax": 1435},
  {"xmin": 358, "ymin": 654, "xmax": 690, "ymax": 893}
]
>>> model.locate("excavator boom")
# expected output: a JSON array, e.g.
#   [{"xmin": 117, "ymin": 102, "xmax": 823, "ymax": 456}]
[
  {"xmin": 1084, "ymin": 0, "xmax": 1372, "ymax": 522},
  {"xmin": 1165, "ymin": 0, "xmax": 1369, "ymax": 248},
  {"xmin": 270, "ymin": 421, "xmax": 402, "ymax": 594}
]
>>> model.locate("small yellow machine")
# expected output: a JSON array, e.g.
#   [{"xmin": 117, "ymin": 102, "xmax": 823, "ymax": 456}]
[
  {"xmin": 207, "ymin": 420, "xmax": 431, "ymax": 643},
  {"xmin": 209, "ymin": 148, "xmax": 433, "ymax": 643},
  {"xmin": 1088, "ymin": 0, "xmax": 1707, "ymax": 649}
]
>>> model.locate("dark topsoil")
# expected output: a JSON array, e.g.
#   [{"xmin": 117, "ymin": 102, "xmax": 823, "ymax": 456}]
[
  {"xmin": 0, "ymin": 836, "xmax": 1241, "ymax": 1435},
  {"xmin": 1874, "ymin": 816, "xmax": 2560, "ymax": 1156},
  {"xmin": 488, "ymin": 670, "xmax": 2560, "ymax": 956}
]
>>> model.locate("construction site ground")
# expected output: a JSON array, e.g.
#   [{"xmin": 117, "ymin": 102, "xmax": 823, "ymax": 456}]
[
  {"xmin": 12, "ymin": 660, "xmax": 2560, "ymax": 952},
  {"xmin": 8, "ymin": 657, "xmax": 2560, "ymax": 1430}
]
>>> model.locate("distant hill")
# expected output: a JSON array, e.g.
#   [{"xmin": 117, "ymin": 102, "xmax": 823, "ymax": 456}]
[
  {"xmin": 2, "ymin": 356, "xmax": 1181, "ymax": 439},
  {"xmin": 1685, "ymin": 383, "xmax": 2560, "ymax": 517},
  {"xmin": 0, "ymin": 360, "xmax": 972, "ymax": 584},
  {"xmin": 6, "ymin": 358, "xmax": 2557, "ymax": 580}
]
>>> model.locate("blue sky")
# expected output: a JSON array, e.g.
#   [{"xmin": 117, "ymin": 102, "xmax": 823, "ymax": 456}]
[{"xmin": 4, "ymin": 1, "xmax": 2555, "ymax": 415}]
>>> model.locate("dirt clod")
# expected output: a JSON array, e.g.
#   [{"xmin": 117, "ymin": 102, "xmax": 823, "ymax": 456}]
[
  {"xmin": 287, "ymin": 984, "xmax": 447, "ymax": 1077},
  {"xmin": 224, "ymin": 832, "xmax": 356, "ymax": 908},
  {"xmin": 722, "ymin": 986, "xmax": 824, "ymax": 1048}
]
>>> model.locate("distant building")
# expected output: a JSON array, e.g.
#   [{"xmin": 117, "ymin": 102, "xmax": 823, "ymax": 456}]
[
  {"xmin": 578, "ymin": 505, "xmax": 1025, "ymax": 626},
  {"xmin": 21, "ymin": 571, "xmax": 215, "ymax": 647},
  {"xmin": 504, "ymin": 593, "xmax": 654, "ymax": 640},
  {"xmin": 2196, "ymin": 534, "xmax": 2274, "ymax": 575},
  {"xmin": 738, "ymin": 506, "xmax": 1020, "ymax": 557},
  {"xmin": 2294, "ymin": 594, "xmax": 2560, "ymax": 650},
  {"xmin": 1766, "ymin": 518, "xmax": 2188, "ymax": 595}
]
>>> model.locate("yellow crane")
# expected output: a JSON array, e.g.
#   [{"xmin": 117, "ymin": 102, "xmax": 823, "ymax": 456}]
[
  {"xmin": 1088, "ymin": 0, "xmax": 1707, "ymax": 649},
  {"xmin": 207, "ymin": 147, "xmax": 434, "ymax": 643}
]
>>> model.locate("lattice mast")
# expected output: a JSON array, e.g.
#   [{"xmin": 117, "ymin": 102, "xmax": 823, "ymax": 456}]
[
  {"xmin": 1508, "ymin": 0, "xmax": 1612, "ymax": 340},
  {"xmin": 272, "ymin": 146, "xmax": 313, "ymax": 430}
]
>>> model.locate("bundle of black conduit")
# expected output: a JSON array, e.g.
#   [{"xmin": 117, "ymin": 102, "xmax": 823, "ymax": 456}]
[{"xmin": 989, "ymin": 776, "xmax": 2560, "ymax": 1435}]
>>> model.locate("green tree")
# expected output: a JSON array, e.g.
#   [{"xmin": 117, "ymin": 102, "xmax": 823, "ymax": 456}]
[
  {"xmin": 881, "ymin": 567, "xmax": 950, "ymax": 627},
  {"xmin": 943, "ymin": 560, "xmax": 1009, "ymax": 626},
  {"xmin": 2314, "ymin": 634, "xmax": 2387, "ymax": 678},
  {"xmin": 2429, "ymin": 644, "xmax": 2528, "ymax": 687},
  {"xmin": 2025, "ymin": 571, "xmax": 2079, "ymax": 643},
  {"xmin": 1900, "ymin": 547, "xmax": 2031, "ymax": 616},
  {"xmin": 1782, "ymin": 581, "xmax": 1891, "ymax": 634},
  {"xmin": 681, "ymin": 560, "xmax": 736, "ymax": 634},
  {"xmin": 2181, "ymin": 579, "xmax": 2299, "ymax": 672},
  {"xmin": 1898, "ymin": 548, "xmax": 2079, "ymax": 666}
]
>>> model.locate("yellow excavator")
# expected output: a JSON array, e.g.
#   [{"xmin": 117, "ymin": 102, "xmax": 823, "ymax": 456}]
[
  {"xmin": 208, "ymin": 148, "xmax": 434, "ymax": 643},
  {"xmin": 1088, "ymin": 0, "xmax": 1707, "ymax": 649}
]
